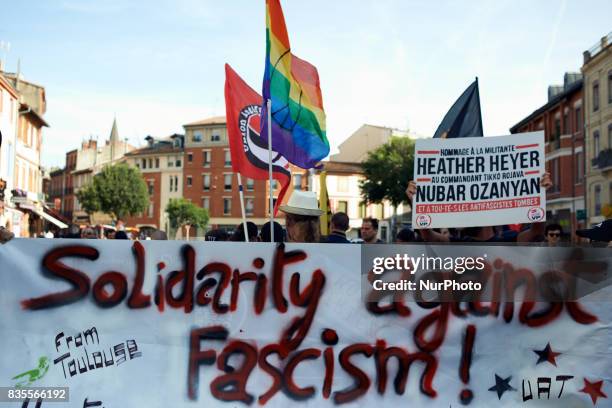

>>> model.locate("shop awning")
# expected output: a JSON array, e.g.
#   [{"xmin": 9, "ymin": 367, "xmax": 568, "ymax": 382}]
[{"xmin": 34, "ymin": 208, "xmax": 69, "ymax": 229}]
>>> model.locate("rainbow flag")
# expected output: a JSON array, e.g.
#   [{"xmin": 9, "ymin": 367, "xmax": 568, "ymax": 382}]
[{"xmin": 261, "ymin": 0, "xmax": 329, "ymax": 169}]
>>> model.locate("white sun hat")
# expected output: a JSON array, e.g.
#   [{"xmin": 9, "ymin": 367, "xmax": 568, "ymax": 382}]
[{"xmin": 279, "ymin": 190, "xmax": 323, "ymax": 216}]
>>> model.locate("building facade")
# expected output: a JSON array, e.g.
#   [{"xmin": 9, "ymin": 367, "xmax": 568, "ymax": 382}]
[
  {"xmin": 510, "ymin": 73, "xmax": 586, "ymax": 240},
  {"xmin": 182, "ymin": 116, "xmax": 289, "ymax": 236},
  {"xmin": 582, "ymin": 32, "xmax": 612, "ymax": 225},
  {"xmin": 0, "ymin": 71, "xmax": 19, "ymax": 231},
  {"xmin": 1, "ymin": 71, "xmax": 54, "ymax": 236},
  {"xmin": 49, "ymin": 149, "xmax": 77, "ymax": 221},
  {"xmin": 123, "ymin": 134, "xmax": 184, "ymax": 233}
]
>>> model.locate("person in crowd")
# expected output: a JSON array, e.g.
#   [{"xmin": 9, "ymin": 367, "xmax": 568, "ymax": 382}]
[
  {"xmin": 65, "ymin": 224, "xmax": 82, "ymax": 239},
  {"xmin": 544, "ymin": 223, "xmax": 563, "ymax": 246},
  {"xmin": 231, "ymin": 222, "xmax": 258, "ymax": 242},
  {"xmin": 396, "ymin": 227, "xmax": 416, "ymax": 243},
  {"xmin": 114, "ymin": 230, "xmax": 129, "ymax": 240},
  {"xmin": 115, "ymin": 219, "xmax": 126, "ymax": 231},
  {"xmin": 360, "ymin": 217, "xmax": 383, "ymax": 244},
  {"xmin": 81, "ymin": 227, "xmax": 97, "ymax": 239},
  {"xmin": 439, "ymin": 228, "xmax": 451, "ymax": 239},
  {"xmin": 326, "ymin": 212, "xmax": 350, "ymax": 243},
  {"xmin": 151, "ymin": 229, "xmax": 168, "ymax": 240},
  {"xmin": 576, "ymin": 219, "xmax": 612, "ymax": 246},
  {"xmin": 405, "ymin": 173, "xmax": 552, "ymax": 243},
  {"xmin": 0, "ymin": 225, "xmax": 14, "ymax": 244},
  {"xmin": 205, "ymin": 229, "xmax": 229, "ymax": 242},
  {"xmin": 279, "ymin": 191, "xmax": 323, "ymax": 243},
  {"xmin": 105, "ymin": 229, "xmax": 116, "ymax": 240},
  {"xmin": 260, "ymin": 221, "xmax": 284, "ymax": 243}
]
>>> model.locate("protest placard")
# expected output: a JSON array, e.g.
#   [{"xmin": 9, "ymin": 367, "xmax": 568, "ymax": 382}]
[
  {"xmin": 412, "ymin": 131, "xmax": 546, "ymax": 229},
  {"xmin": 1, "ymin": 239, "xmax": 611, "ymax": 407}
]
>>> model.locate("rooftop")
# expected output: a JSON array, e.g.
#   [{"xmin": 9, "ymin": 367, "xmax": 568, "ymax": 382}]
[
  {"xmin": 184, "ymin": 116, "xmax": 226, "ymax": 127},
  {"xmin": 510, "ymin": 76, "xmax": 583, "ymax": 133}
]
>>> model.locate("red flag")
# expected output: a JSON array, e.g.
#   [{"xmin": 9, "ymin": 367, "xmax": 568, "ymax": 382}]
[{"xmin": 224, "ymin": 63, "xmax": 291, "ymax": 216}]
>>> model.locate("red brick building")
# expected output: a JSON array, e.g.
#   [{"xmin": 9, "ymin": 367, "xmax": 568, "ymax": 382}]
[
  {"xmin": 510, "ymin": 73, "xmax": 585, "ymax": 241},
  {"xmin": 49, "ymin": 149, "xmax": 77, "ymax": 220},
  {"xmin": 123, "ymin": 134, "xmax": 184, "ymax": 234},
  {"xmin": 180, "ymin": 116, "xmax": 310, "ymax": 237}
]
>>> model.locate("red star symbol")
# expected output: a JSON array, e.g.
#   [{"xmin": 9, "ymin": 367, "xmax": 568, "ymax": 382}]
[{"xmin": 580, "ymin": 378, "xmax": 607, "ymax": 405}]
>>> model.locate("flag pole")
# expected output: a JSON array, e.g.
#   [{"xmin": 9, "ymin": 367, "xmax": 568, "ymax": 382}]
[
  {"xmin": 236, "ymin": 172, "xmax": 249, "ymax": 242},
  {"xmin": 267, "ymin": 99, "xmax": 274, "ymax": 242}
]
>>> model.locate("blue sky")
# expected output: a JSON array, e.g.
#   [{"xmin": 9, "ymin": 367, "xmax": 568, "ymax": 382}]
[{"xmin": 1, "ymin": 0, "xmax": 610, "ymax": 167}]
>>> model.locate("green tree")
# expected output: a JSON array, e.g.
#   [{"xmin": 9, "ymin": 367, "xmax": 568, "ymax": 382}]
[
  {"xmin": 165, "ymin": 198, "xmax": 209, "ymax": 239},
  {"xmin": 76, "ymin": 163, "xmax": 149, "ymax": 221},
  {"xmin": 359, "ymin": 137, "xmax": 415, "ymax": 235}
]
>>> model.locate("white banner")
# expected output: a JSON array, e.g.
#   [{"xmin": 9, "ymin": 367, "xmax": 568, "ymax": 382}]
[
  {"xmin": 0, "ymin": 239, "xmax": 610, "ymax": 407},
  {"xmin": 412, "ymin": 132, "xmax": 546, "ymax": 229}
]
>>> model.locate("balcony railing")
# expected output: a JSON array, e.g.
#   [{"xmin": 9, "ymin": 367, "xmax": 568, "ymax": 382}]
[{"xmin": 591, "ymin": 148, "xmax": 612, "ymax": 170}]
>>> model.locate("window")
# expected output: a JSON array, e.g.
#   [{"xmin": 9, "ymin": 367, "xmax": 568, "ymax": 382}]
[
  {"xmin": 293, "ymin": 174, "xmax": 303, "ymax": 191},
  {"xmin": 594, "ymin": 131, "xmax": 600, "ymax": 161},
  {"xmin": 608, "ymin": 70, "xmax": 612, "ymax": 104},
  {"xmin": 211, "ymin": 132, "xmax": 221, "ymax": 142},
  {"xmin": 175, "ymin": 159, "xmax": 182, "ymax": 167},
  {"xmin": 188, "ymin": 152, "xmax": 193, "ymax": 163},
  {"xmin": 593, "ymin": 81, "xmax": 600, "ymax": 112},
  {"xmin": 359, "ymin": 202, "xmax": 366, "ymax": 218},
  {"xmin": 155, "ymin": 158, "xmax": 160, "ymax": 168},
  {"xmin": 551, "ymin": 158, "xmax": 560, "ymax": 192},
  {"xmin": 575, "ymin": 152, "xmax": 583, "ymax": 184},
  {"xmin": 203, "ymin": 150, "xmax": 211, "ymax": 167},
  {"xmin": 174, "ymin": 176, "xmax": 178, "ymax": 192},
  {"xmin": 563, "ymin": 112, "xmax": 568, "ymax": 135},
  {"xmin": 374, "ymin": 204, "xmax": 383, "ymax": 219},
  {"xmin": 575, "ymin": 106, "xmax": 582, "ymax": 132},
  {"xmin": 193, "ymin": 131, "xmax": 202, "ymax": 142},
  {"xmin": 224, "ymin": 150, "xmax": 231, "ymax": 167},
  {"xmin": 594, "ymin": 185, "xmax": 602, "ymax": 216},
  {"xmin": 168, "ymin": 157, "xmax": 174, "ymax": 167},
  {"xmin": 553, "ymin": 118, "xmax": 560, "ymax": 140},
  {"xmin": 203, "ymin": 174, "xmax": 210, "ymax": 191},
  {"xmin": 148, "ymin": 181, "xmax": 154, "ymax": 195},
  {"xmin": 337, "ymin": 200, "xmax": 348, "ymax": 214},
  {"xmin": 149, "ymin": 158, "xmax": 153, "ymax": 169},
  {"xmin": 337, "ymin": 176, "xmax": 349, "ymax": 193},
  {"xmin": 169, "ymin": 175, "xmax": 174, "ymax": 192},
  {"xmin": 202, "ymin": 197, "xmax": 209, "ymax": 210},
  {"xmin": 142, "ymin": 158, "xmax": 147, "ymax": 169},
  {"xmin": 246, "ymin": 198, "xmax": 254, "ymax": 215},
  {"xmin": 224, "ymin": 174, "xmax": 232, "ymax": 190},
  {"xmin": 187, "ymin": 176, "xmax": 192, "ymax": 187},
  {"xmin": 147, "ymin": 202, "xmax": 154, "ymax": 218},
  {"xmin": 246, "ymin": 178, "xmax": 254, "ymax": 191},
  {"xmin": 136, "ymin": 162, "xmax": 140, "ymax": 169},
  {"xmin": 223, "ymin": 198, "xmax": 231, "ymax": 215}
]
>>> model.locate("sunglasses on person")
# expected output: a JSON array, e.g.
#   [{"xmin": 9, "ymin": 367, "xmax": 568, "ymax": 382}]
[{"xmin": 547, "ymin": 232, "xmax": 561, "ymax": 237}]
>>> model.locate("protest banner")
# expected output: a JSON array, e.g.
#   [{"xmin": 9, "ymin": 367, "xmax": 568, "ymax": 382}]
[
  {"xmin": 0, "ymin": 239, "xmax": 610, "ymax": 407},
  {"xmin": 412, "ymin": 131, "xmax": 546, "ymax": 229}
]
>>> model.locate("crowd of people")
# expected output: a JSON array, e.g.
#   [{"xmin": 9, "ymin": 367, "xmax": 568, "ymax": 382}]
[{"xmin": 0, "ymin": 180, "xmax": 610, "ymax": 245}]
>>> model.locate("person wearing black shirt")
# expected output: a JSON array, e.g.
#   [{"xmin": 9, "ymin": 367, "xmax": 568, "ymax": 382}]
[{"xmin": 326, "ymin": 212, "xmax": 350, "ymax": 243}]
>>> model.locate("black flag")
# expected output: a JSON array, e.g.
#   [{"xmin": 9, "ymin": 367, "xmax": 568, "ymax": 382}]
[{"xmin": 433, "ymin": 78, "xmax": 483, "ymax": 138}]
